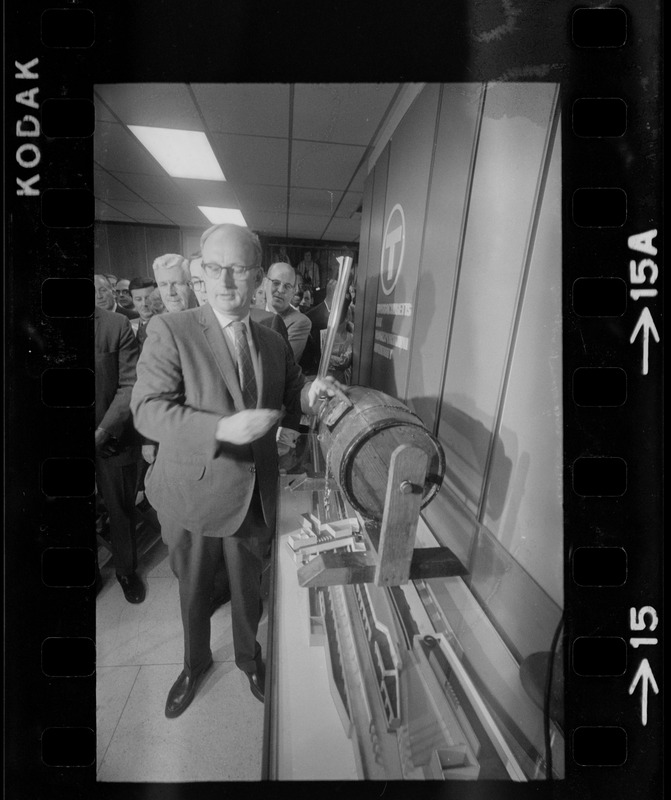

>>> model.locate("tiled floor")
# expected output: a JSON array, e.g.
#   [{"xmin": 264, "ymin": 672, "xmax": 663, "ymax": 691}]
[{"xmin": 96, "ymin": 528, "xmax": 268, "ymax": 782}]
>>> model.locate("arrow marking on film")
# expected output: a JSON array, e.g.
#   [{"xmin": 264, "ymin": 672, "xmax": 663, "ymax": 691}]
[
  {"xmin": 629, "ymin": 307, "xmax": 660, "ymax": 376},
  {"xmin": 628, "ymin": 658, "xmax": 659, "ymax": 726}
]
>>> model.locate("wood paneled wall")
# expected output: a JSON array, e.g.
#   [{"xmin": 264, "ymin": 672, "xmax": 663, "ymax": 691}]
[{"xmin": 94, "ymin": 222, "xmax": 182, "ymax": 280}]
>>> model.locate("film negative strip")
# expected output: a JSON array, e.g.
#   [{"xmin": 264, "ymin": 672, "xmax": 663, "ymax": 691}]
[{"xmin": 5, "ymin": 2, "xmax": 662, "ymax": 798}]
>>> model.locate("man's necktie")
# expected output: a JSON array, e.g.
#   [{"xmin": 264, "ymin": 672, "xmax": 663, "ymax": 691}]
[{"xmin": 231, "ymin": 321, "xmax": 257, "ymax": 408}]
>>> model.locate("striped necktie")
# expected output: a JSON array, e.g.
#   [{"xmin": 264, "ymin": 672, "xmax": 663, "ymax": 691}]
[{"xmin": 231, "ymin": 321, "xmax": 257, "ymax": 408}]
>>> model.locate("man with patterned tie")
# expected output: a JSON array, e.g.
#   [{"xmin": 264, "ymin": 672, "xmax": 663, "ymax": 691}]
[{"xmin": 131, "ymin": 223, "xmax": 343, "ymax": 717}]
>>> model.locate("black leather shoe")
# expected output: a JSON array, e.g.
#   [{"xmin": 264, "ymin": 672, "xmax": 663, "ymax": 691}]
[
  {"xmin": 165, "ymin": 659, "xmax": 214, "ymax": 719},
  {"xmin": 246, "ymin": 662, "xmax": 265, "ymax": 703},
  {"xmin": 116, "ymin": 572, "xmax": 146, "ymax": 604}
]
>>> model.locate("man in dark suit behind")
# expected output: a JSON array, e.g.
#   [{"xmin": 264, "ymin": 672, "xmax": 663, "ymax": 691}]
[
  {"xmin": 95, "ymin": 273, "xmax": 140, "ymax": 320},
  {"xmin": 95, "ymin": 306, "xmax": 145, "ymax": 603},
  {"xmin": 131, "ymin": 223, "xmax": 342, "ymax": 717},
  {"xmin": 128, "ymin": 276, "xmax": 159, "ymax": 351},
  {"xmin": 299, "ymin": 278, "xmax": 350, "ymax": 376}
]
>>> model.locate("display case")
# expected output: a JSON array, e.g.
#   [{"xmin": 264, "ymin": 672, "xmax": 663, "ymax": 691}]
[{"xmin": 262, "ymin": 433, "xmax": 564, "ymax": 781}]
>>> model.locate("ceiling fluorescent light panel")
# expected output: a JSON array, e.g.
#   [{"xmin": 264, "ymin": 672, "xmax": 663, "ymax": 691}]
[
  {"xmin": 128, "ymin": 125, "xmax": 226, "ymax": 181},
  {"xmin": 198, "ymin": 207, "xmax": 248, "ymax": 226}
]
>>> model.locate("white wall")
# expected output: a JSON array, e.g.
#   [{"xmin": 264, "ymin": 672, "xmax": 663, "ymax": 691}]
[{"xmin": 357, "ymin": 82, "xmax": 563, "ymax": 633}]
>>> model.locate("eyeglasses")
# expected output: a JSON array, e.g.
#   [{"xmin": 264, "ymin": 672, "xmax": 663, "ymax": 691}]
[
  {"xmin": 191, "ymin": 278, "xmax": 205, "ymax": 289},
  {"xmin": 268, "ymin": 279, "xmax": 295, "ymax": 294},
  {"xmin": 203, "ymin": 263, "xmax": 257, "ymax": 280}
]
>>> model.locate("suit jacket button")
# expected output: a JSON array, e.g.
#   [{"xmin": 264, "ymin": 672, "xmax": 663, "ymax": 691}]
[{"xmin": 249, "ymin": 465, "xmax": 256, "ymax": 473}]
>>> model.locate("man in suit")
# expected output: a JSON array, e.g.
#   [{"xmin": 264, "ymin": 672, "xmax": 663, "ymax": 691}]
[
  {"xmin": 189, "ymin": 253, "xmax": 290, "ymax": 343},
  {"xmin": 153, "ymin": 254, "xmax": 200, "ymax": 313},
  {"xmin": 115, "ymin": 278, "xmax": 135, "ymax": 311},
  {"xmin": 95, "ymin": 273, "xmax": 140, "ymax": 320},
  {"xmin": 187, "ymin": 254, "xmax": 209, "ymax": 307},
  {"xmin": 95, "ymin": 306, "xmax": 145, "ymax": 603},
  {"xmin": 299, "ymin": 278, "xmax": 351, "ymax": 376},
  {"xmin": 129, "ymin": 276, "xmax": 158, "ymax": 350},
  {"xmin": 131, "ymin": 223, "xmax": 342, "ymax": 716},
  {"xmin": 296, "ymin": 250, "xmax": 321, "ymax": 292},
  {"xmin": 186, "ymin": 254, "xmax": 292, "ymax": 618},
  {"xmin": 264, "ymin": 261, "xmax": 312, "ymax": 362}
]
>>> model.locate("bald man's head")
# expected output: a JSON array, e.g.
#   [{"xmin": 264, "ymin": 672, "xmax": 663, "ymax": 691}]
[
  {"xmin": 200, "ymin": 224, "xmax": 262, "ymax": 266},
  {"xmin": 200, "ymin": 224, "xmax": 264, "ymax": 319},
  {"xmin": 266, "ymin": 261, "xmax": 298, "ymax": 314}
]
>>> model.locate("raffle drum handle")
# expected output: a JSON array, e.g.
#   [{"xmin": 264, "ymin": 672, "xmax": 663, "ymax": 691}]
[{"xmin": 309, "ymin": 255, "xmax": 353, "ymax": 430}]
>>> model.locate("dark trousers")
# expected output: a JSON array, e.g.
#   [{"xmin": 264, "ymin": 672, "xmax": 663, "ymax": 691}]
[
  {"xmin": 96, "ymin": 456, "xmax": 139, "ymax": 577},
  {"xmin": 160, "ymin": 484, "xmax": 272, "ymax": 677}
]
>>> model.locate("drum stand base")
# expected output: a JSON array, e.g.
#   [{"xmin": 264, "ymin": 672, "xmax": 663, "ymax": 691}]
[{"xmin": 297, "ymin": 444, "xmax": 468, "ymax": 589}]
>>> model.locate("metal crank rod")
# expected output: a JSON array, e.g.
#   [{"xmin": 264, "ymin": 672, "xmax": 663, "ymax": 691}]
[{"xmin": 310, "ymin": 254, "xmax": 353, "ymax": 431}]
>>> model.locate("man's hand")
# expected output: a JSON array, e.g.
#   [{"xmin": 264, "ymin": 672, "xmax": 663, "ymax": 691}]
[
  {"xmin": 306, "ymin": 376, "xmax": 348, "ymax": 414},
  {"xmin": 216, "ymin": 409, "xmax": 283, "ymax": 445},
  {"xmin": 276, "ymin": 426, "xmax": 300, "ymax": 456},
  {"xmin": 142, "ymin": 444, "xmax": 157, "ymax": 464},
  {"xmin": 95, "ymin": 427, "xmax": 122, "ymax": 458},
  {"xmin": 94, "ymin": 427, "xmax": 110, "ymax": 451}
]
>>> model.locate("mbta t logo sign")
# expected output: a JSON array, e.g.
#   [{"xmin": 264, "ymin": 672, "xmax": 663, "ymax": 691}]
[{"xmin": 380, "ymin": 203, "xmax": 406, "ymax": 296}]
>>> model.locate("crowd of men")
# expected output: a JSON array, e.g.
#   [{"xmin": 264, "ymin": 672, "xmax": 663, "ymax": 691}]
[{"xmin": 95, "ymin": 225, "xmax": 353, "ymax": 717}]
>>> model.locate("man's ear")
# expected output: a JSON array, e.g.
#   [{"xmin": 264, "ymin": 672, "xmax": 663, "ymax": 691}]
[{"xmin": 253, "ymin": 267, "xmax": 264, "ymax": 287}]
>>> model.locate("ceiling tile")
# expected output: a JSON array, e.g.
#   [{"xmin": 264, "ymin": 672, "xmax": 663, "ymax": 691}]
[
  {"xmin": 151, "ymin": 204, "xmax": 212, "ymax": 227},
  {"xmin": 95, "ymin": 102, "xmax": 117, "ymax": 123},
  {"xmin": 94, "ymin": 121, "xmax": 168, "ymax": 176},
  {"xmin": 192, "ymin": 84, "xmax": 291, "ymax": 137},
  {"xmin": 293, "ymin": 83, "xmax": 399, "ymax": 145},
  {"xmin": 103, "ymin": 200, "xmax": 174, "ymax": 224},
  {"xmin": 347, "ymin": 160, "xmax": 369, "ymax": 194},
  {"xmin": 290, "ymin": 187, "xmax": 343, "ymax": 216},
  {"xmin": 95, "ymin": 199, "xmax": 136, "ymax": 222},
  {"xmin": 114, "ymin": 173, "xmax": 192, "ymax": 206},
  {"xmin": 171, "ymin": 178, "xmax": 241, "ymax": 207},
  {"xmin": 287, "ymin": 213, "xmax": 333, "ymax": 239},
  {"xmin": 209, "ymin": 132, "xmax": 288, "ymax": 186},
  {"xmin": 335, "ymin": 191, "xmax": 363, "ymax": 218},
  {"xmin": 94, "ymin": 169, "xmax": 144, "ymax": 203},
  {"xmin": 322, "ymin": 217, "xmax": 362, "ymax": 242},
  {"xmin": 95, "ymin": 84, "xmax": 202, "ymax": 130},
  {"xmin": 243, "ymin": 210, "xmax": 287, "ymax": 235},
  {"xmin": 291, "ymin": 141, "xmax": 366, "ymax": 191},
  {"xmin": 234, "ymin": 184, "xmax": 288, "ymax": 214},
  {"xmin": 94, "ymin": 83, "xmax": 389, "ymax": 241}
]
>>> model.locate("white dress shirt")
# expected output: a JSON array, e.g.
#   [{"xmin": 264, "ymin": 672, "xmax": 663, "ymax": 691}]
[{"xmin": 210, "ymin": 308, "xmax": 261, "ymax": 385}]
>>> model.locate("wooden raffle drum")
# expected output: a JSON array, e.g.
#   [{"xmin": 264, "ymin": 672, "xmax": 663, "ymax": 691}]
[{"xmin": 297, "ymin": 387, "xmax": 467, "ymax": 588}]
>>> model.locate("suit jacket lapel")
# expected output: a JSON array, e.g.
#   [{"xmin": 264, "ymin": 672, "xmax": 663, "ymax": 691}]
[{"xmin": 199, "ymin": 305, "xmax": 246, "ymax": 411}]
